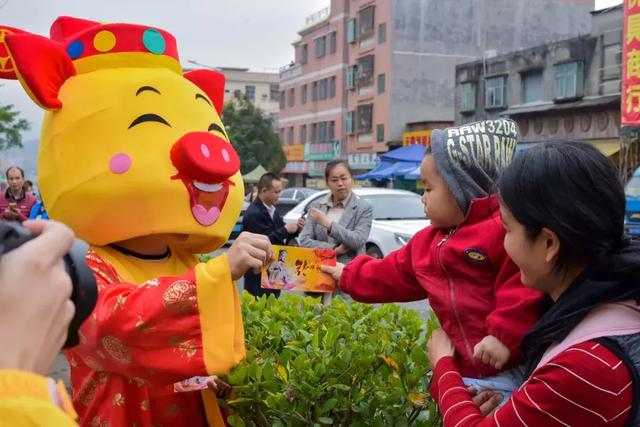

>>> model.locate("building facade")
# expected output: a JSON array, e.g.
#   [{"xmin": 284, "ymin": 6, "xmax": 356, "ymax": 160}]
[
  {"xmin": 221, "ymin": 67, "xmax": 280, "ymax": 122},
  {"xmin": 280, "ymin": 0, "xmax": 596, "ymax": 186},
  {"xmin": 454, "ymin": 5, "xmax": 622, "ymax": 163}
]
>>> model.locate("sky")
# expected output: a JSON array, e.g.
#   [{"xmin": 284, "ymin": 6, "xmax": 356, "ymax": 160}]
[{"xmin": 0, "ymin": 0, "xmax": 624, "ymax": 141}]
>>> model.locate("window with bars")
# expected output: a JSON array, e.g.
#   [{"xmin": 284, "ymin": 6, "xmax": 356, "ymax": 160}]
[
  {"xmin": 485, "ymin": 76, "xmax": 507, "ymax": 108},
  {"xmin": 347, "ymin": 19, "xmax": 357, "ymax": 43},
  {"xmin": 460, "ymin": 82, "xmax": 476, "ymax": 111},
  {"xmin": 359, "ymin": 6, "xmax": 374, "ymax": 40},
  {"xmin": 358, "ymin": 55, "xmax": 374, "ymax": 87},
  {"xmin": 345, "ymin": 111, "xmax": 355, "ymax": 134},
  {"xmin": 319, "ymin": 79, "xmax": 328, "ymax": 100},
  {"xmin": 314, "ymin": 36, "xmax": 326, "ymax": 58},
  {"xmin": 378, "ymin": 23, "xmax": 386, "ymax": 44},
  {"xmin": 378, "ymin": 73, "xmax": 385, "ymax": 94},
  {"xmin": 522, "ymin": 71, "xmax": 543, "ymax": 104},
  {"xmin": 554, "ymin": 62, "xmax": 584, "ymax": 100},
  {"xmin": 300, "ymin": 125, "xmax": 307, "ymax": 144},
  {"xmin": 329, "ymin": 31, "xmax": 337, "ymax": 54},
  {"xmin": 602, "ymin": 44, "xmax": 621, "ymax": 81},
  {"xmin": 287, "ymin": 127, "xmax": 294, "ymax": 145},
  {"xmin": 270, "ymin": 84, "xmax": 280, "ymax": 102},
  {"xmin": 245, "ymin": 85, "xmax": 255, "ymax": 101},
  {"xmin": 288, "ymin": 88, "xmax": 295, "ymax": 107},
  {"xmin": 357, "ymin": 104, "xmax": 373, "ymax": 133},
  {"xmin": 318, "ymin": 122, "xmax": 327, "ymax": 142},
  {"xmin": 346, "ymin": 65, "xmax": 357, "ymax": 89},
  {"xmin": 376, "ymin": 124, "xmax": 384, "ymax": 142}
]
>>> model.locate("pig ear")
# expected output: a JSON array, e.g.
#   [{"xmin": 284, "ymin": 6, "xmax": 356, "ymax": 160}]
[
  {"xmin": 1, "ymin": 29, "xmax": 76, "ymax": 110},
  {"xmin": 184, "ymin": 69, "xmax": 226, "ymax": 115}
]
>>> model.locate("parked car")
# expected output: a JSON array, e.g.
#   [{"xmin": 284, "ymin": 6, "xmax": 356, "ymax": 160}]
[
  {"xmin": 625, "ymin": 167, "xmax": 640, "ymax": 238},
  {"xmin": 283, "ymin": 188, "xmax": 429, "ymax": 258},
  {"xmin": 276, "ymin": 187, "xmax": 320, "ymax": 218},
  {"xmin": 227, "ymin": 199, "xmax": 250, "ymax": 243}
]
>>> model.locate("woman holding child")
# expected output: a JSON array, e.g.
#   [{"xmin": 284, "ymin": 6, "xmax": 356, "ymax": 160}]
[{"xmin": 427, "ymin": 141, "xmax": 640, "ymax": 426}]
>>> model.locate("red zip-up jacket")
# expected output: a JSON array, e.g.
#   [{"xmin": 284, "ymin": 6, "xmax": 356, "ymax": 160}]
[{"xmin": 340, "ymin": 194, "xmax": 544, "ymax": 378}]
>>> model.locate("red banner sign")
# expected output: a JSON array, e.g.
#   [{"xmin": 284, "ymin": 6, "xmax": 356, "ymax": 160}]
[{"xmin": 623, "ymin": 0, "xmax": 640, "ymax": 126}]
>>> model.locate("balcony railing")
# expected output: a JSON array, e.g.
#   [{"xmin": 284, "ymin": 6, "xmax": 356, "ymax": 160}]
[
  {"xmin": 305, "ymin": 7, "xmax": 330, "ymax": 28},
  {"xmin": 279, "ymin": 63, "xmax": 302, "ymax": 81}
]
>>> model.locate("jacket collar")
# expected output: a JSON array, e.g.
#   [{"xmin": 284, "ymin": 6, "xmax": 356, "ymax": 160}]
[
  {"xmin": 461, "ymin": 194, "xmax": 500, "ymax": 226},
  {"xmin": 254, "ymin": 197, "xmax": 277, "ymax": 221},
  {"xmin": 320, "ymin": 192, "xmax": 356, "ymax": 210},
  {"xmin": 5, "ymin": 187, "xmax": 25, "ymax": 202}
]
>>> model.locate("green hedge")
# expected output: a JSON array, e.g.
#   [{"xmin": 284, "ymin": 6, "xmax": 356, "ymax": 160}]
[{"xmin": 221, "ymin": 293, "xmax": 441, "ymax": 426}]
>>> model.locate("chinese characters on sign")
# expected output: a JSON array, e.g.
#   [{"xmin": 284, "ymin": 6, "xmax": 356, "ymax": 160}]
[
  {"xmin": 623, "ymin": 0, "xmax": 640, "ymax": 126},
  {"xmin": 402, "ymin": 130, "xmax": 431, "ymax": 147}
]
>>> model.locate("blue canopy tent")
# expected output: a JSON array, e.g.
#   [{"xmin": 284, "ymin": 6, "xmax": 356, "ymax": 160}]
[
  {"xmin": 356, "ymin": 145, "xmax": 426, "ymax": 181},
  {"xmin": 355, "ymin": 161, "xmax": 393, "ymax": 180},
  {"xmin": 380, "ymin": 144, "xmax": 426, "ymax": 162},
  {"xmin": 356, "ymin": 161, "xmax": 418, "ymax": 180},
  {"xmin": 404, "ymin": 164, "xmax": 421, "ymax": 180}
]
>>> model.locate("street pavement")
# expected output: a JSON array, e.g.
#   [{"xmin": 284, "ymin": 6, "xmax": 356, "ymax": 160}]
[{"xmin": 50, "ymin": 245, "xmax": 429, "ymax": 388}]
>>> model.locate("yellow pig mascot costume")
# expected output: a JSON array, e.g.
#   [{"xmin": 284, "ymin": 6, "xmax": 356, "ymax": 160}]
[{"xmin": 0, "ymin": 16, "xmax": 248, "ymax": 426}]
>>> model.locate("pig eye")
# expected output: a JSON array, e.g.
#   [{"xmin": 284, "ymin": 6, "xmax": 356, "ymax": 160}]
[
  {"xmin": 128, "ymin": 114, "xmax": 171, "ymax": 129},
  {"xmin": 208, "ymin": 123, "xmax": 228, "ymax": 138}
]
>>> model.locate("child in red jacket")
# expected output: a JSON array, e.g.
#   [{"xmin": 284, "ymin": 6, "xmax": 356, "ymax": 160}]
[{"xmin": 323, "ymin": 119, "xmax": 544, "ymax": 402}]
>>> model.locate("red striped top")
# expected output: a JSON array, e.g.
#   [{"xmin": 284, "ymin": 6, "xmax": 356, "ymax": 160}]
[{"xmin": 431, "ymin": 340, "xmax": 634, "ymax": 426}]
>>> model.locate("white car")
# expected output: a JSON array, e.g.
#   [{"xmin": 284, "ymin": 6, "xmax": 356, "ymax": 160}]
[{"xmin": 283, "ymin": 188, "xmax": 430, "ymax": 258}]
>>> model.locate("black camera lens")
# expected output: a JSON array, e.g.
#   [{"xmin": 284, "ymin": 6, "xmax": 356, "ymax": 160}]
[
  {"xmin": 63, "ymin": 239, "xmax": 98, "ymax": 348},
  {"xmin": 0, "ymin": 221, "xmax": 97, "ymax": 349}
]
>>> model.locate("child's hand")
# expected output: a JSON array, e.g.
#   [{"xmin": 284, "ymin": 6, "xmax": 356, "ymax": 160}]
[
  {"xmin": 473, "ymin": 335, "xmax": 510, "ymax": 369},
  {"xmin": 320, "ymin": 262, "xmax": 345, "ymax": 281}
]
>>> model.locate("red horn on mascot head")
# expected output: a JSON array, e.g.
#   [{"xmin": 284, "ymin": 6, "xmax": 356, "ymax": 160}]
[
  {"xmin": 184, "ymin": 69, "xmax": 226, "ymax": 115},
  {"xmin": 0, "ymin": 25, "xmax": 76, "ymax": 110}
]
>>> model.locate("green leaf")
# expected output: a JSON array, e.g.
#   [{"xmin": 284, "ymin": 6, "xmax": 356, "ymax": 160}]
[
  {"xmin": 227, "ymin": 364, "xmax": 248, "ymax": 385},
  {"xmin": 226, "ymin": 415, "xmax": 246, "ymax": 427},
  {"xmin": 320, "ymin": 398, "xmax": 338, "ymax": 413},
  {"xmin": 318, "ymin": 417, "xmax": 334, "ymax": 425}
]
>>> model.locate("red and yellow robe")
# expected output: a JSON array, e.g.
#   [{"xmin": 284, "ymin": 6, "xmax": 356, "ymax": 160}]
[{"xmin": 65, "ymin": 247, "xmax": 244, "ymax": 426}]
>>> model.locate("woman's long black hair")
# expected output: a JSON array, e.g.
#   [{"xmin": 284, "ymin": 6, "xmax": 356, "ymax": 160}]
[{"xmin": 497, "ymin": 141, "xmax": 626, "ymax": 271}]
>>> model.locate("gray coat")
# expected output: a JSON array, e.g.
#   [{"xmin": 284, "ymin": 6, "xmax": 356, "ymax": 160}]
[{"xmin": 298, "ymin": 193, "xmax": 373, "ymax": 263}]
